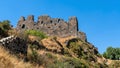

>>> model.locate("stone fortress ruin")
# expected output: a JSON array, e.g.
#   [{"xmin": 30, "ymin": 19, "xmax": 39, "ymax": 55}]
[{"xmin": 16, "ymin": 15, "xmax": 86, "ymax": 41}]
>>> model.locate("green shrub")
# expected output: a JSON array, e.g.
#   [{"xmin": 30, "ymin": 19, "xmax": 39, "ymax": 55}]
[
  {"xmin": 0, "ymin": 20, "xmax": 11, "ymax": 37},
  {"xmin": 46, "ymin": 58, "xmax": 74, "ymax": 68},
  {"xmin": 69, "ymin": 41, "xmax": 83, "ymax": 57},
  {"xmin": 103, "ymin": 46, "xmax": 120, "ymax": 60},
  {"xmin": 0, "ymin": 20, "xmax": 11, "ymax": 30},
  {"xmin": 46, "ymin": 53, "xmax": 57, "ymax": 59},
  {"xmin": 26, "ymin": 30, "xmax": 47, "ymax": 39},
  {"xmin": 64, "ymin": 58, "xmax": 88, "ymax": 68}
]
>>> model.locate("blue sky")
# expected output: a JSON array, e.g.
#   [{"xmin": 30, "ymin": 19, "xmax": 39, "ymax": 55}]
[{"xmin": 0, "ymin": 0, "xmax": 120, "ymax": 53}]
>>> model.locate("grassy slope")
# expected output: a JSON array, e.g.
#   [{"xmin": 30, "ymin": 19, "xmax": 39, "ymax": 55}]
[
  {"xmin": 0, "ymin": 36, "xmax": 120, "ymax": 68},
  {"xmin": 0, "ymin": 46, "xmax": 34, "ymax": 68},
  {"xmin": 0, "ymin": 29, "xmax": 120, "ymax": 68}
]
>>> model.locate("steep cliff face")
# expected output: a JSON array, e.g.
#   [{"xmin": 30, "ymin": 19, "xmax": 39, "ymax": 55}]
[{"xmin": 16, "ymin": 15, "xmax": 86, "ymax": 41}]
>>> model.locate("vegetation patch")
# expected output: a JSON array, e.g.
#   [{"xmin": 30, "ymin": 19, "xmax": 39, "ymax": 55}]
[
  {"xmin": 103, "ymin": 47, "xmax": 120, "ymax": 60},
  {"xmin": 26, "ymin": 30, "xmax": 47, "ymax": 39},
  {"xmin": 27, "ymin": 44, "xmax": 45, "ymax": 65},
  {"xmin": 0, "ymin": 20, "xmax": 11, "ymax": 37}
]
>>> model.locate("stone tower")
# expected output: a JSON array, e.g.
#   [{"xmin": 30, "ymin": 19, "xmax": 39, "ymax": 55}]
[{"xmin": 68, "ymin": 16, "xmax": 78, "ymax": 37}]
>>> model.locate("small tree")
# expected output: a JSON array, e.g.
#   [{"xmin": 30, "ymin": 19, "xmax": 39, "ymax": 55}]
[{"xmin": 103, "ymin": 46, "xmax": 120, "ymax": 60}]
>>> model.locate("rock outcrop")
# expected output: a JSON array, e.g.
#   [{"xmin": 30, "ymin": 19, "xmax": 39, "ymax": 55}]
[
  {"xmin": 0, "ymin": 36, "xmax": 27, "ymax": 56},
  {"xmin": 16, "ymin": 15, "xmax": 87, "ymax": 41}
]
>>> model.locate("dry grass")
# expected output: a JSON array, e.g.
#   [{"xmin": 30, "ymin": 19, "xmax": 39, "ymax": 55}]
[
  {"xmin": 0, "ymin": 36, "xmax": 114, "ymax": 68},
  {"xmin": 0, "ymin": 46, "xmax": 35, "ymax": 68}
]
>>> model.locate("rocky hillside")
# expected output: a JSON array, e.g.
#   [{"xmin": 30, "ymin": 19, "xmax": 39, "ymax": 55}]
[
  {"xmin": 0, "ymin": 20, "xmax": 120, "ymax": 68},
  {"xmin": 1, "ymin": 33, "xmax": 120, "ymax": 68}
]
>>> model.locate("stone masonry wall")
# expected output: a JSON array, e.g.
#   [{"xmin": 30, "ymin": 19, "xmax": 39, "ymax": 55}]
[{"xmin": 16, "ymin": 15, "xmax": 86, "ymax": 41}]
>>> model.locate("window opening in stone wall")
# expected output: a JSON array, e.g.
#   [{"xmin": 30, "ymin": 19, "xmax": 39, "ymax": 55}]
[
  {"xmin": 21, "ymin": 24, "xmax": 25, "ymax": 29},
  {"xmin": 50, "ymin": 20, "xmax": 52, "ymax": 23},
  {"xmin": 41, "ymin": 21, "xmax": 43, "ymax": 24},
  {"xmin": 58, "ymin": 19, "xmax": 60, "ymax": 22}
]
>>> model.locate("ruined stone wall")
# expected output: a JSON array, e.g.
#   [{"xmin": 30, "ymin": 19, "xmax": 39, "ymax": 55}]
[{"xmin": 16, "ymin": 15, "xmax": 86, "ymax": 41}]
